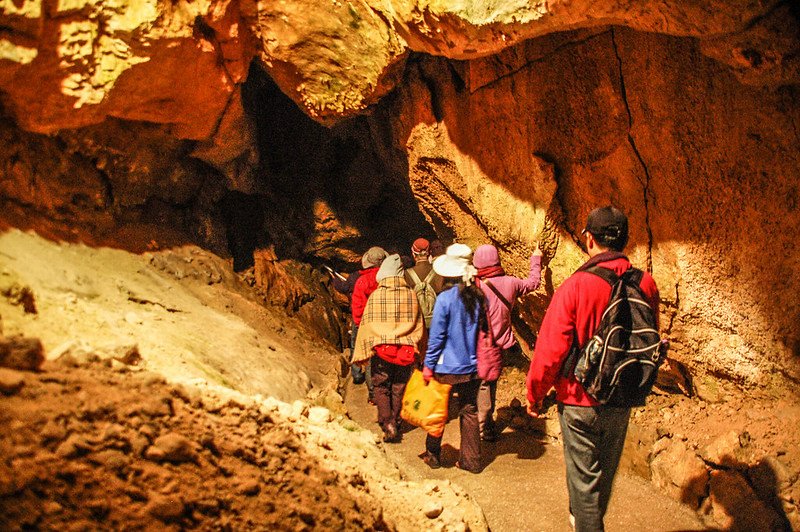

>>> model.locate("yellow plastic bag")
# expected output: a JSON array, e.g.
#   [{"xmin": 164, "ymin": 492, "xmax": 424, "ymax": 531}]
[{"xmin": 401, "ymin": 369, "xmax": 452, "ymax": 438}]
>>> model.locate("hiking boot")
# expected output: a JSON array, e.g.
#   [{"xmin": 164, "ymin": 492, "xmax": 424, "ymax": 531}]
[
  {"xmin": 481, "ymin": 428, "xmax": 499, "ymax": 442},
  {"xmin": 420, "ymin": 451, "xmax": 440, "ymax": 469},
  {"xmin": 455, "ymin": 460, "xmax": 482, "ymax": 474}
]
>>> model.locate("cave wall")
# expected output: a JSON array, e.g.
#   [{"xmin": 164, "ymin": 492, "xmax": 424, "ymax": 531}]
[
  {"xmin": 1, "ymin": 0, "xmax": 799, "ymax": 387},
  {"xmin": 363, "ymin": 20, "xmax": 800, "ymax": 386}
]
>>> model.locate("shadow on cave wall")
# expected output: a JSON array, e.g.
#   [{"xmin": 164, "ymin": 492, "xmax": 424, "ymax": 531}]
[
  {"xmin": 0, "ymin": 107, "xmax": 230, "ymax": 255},
  {"xmin": 221, "ymin": 63, "xmax": 434, "ymax": 271},
  {"xmin": 678, "ymin": 454, "xmax": 793, "ymax": 531},
  {"xmin": 367, "ymin": 20, "xmax": 800, "ymax": 375}
]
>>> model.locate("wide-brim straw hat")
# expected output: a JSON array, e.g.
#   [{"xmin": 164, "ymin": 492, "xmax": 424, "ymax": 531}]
[{"xmin": 433, "ymin": 243, "xmax": 474, "ymax": 278}]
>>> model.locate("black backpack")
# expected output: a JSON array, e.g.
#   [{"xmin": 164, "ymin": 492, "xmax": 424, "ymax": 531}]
[{"xmin": 563, "ymin": 266, "xmax": 663, "ymax": 407}]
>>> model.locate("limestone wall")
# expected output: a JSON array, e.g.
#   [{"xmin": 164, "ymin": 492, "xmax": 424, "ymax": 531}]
[{"xmin": 1, "ymin": 0, "xmax": 798, "ymax": 387}]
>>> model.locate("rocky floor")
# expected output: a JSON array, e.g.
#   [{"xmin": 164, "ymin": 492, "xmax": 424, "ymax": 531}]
[
  {"xmin": 0, "ymin": 360, "xmax": 385, "ymax": 530},
  {"xmin": 0, "ymin": 230, "xmax": 487, "ymax": 531},
  {"xmin": 1, "ymin": 230, "xmax": 798, "ymax": 530},
  {"xmin": 0, "ymin": 359, "xmax": 487, "ymax": 530},
  {"xmin": 494, "ymin": 360, "xmax": 800, "ymax": 530},
  {"xmin": 344, "ymin": 378, "xmax": 705, "ymax": 532}
]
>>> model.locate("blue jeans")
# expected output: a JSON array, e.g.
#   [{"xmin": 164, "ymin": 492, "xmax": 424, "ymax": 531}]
[{"xmin": 558, "ymin": 404, "xmax": 631, "ymax": 532}]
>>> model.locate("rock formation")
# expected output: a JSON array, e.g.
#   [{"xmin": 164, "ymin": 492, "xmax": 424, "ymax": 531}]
[
  {"xmin": 2, "ymin": 0, "xmax": 797, "ymax": 387},
  {"xmin": 1, "ymin": 1, "xmax": 799, "ymax": 525}
]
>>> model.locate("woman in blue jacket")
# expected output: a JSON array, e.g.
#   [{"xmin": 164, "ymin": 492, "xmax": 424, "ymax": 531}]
[{"xmin": 421, "ymin": 243, "xmax": 486, "ymax": 473}]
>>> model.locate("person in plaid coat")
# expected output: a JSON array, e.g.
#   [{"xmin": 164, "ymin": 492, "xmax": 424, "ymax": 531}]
[{"xmin": 353, "ymin": 254, "xmax": 425, "ymax": 442}]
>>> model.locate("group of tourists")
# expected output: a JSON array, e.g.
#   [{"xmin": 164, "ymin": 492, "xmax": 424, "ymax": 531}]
[
  {"xmin": 329, "ymin": 206, "xmax": 661, "ymax": 532},
  {"xmin": 332, "ymin": 236, "xmax": 543, "ymax": 472}
]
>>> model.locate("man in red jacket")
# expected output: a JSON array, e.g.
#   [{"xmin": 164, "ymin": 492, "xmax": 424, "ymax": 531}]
[{"xmin": 526, "ymin": 206, "xmax": 659, "ymax": 532}]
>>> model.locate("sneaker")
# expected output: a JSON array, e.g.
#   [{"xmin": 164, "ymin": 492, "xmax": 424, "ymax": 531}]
[
  {"xmin": 420, "ymin": 451, "xmax": 441, "ymax": 469},
  {"xmin": 383, "ymin": 423, "xmax": 400, "ymax": 443}
]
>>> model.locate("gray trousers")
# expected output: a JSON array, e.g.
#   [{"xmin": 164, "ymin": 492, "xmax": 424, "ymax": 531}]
[{"xmin": 558, "ymin": 404, "xmax": 631, "ymax": 532}]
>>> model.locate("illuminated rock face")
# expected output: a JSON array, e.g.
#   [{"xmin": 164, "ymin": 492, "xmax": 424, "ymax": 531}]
[
  {"xmin": 372, "ymin": 25, "xmax": 800, "ymax": 386},
  {"xmin": 0, "ymin": 0, "xmax": 252, "ymax": 139},
  {"xmin": 0, "ymin": 1, "xmax": 798, "ymax": 384}
]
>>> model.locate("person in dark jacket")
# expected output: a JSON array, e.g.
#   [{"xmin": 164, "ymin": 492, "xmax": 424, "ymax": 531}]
[
  {"xmin": 429, "ymin": 239, "xmax": 445, "ymax": 260},
  {"xmin": 421, "ymin": 243, "xmax": 485, "ymax": 473},
  {"xmin": 404, "ymin": 237, "xmax": 444, "ymax": 296},
  {"xmin": 526, "ymin": 206, "xmax": 660, "ymax": 532},
  {"xmin": 330, "ymin": 269, "xmax": 360, "ymax": 297}
]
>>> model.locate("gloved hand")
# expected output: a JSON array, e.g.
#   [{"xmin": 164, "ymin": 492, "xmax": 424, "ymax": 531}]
[{"xmin": 422, "ymin": 366, "xmax": 434, "ymax": 384}]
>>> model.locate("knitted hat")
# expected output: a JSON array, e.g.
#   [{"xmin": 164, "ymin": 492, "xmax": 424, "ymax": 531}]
[
  {"xmin": 433, "ymin": 243, "xmax": 476, "ymax": 284},
  {"xmin": 361, "ymin": 246, "xmax": 388, "ymax": 268},
  {"xmin": 376, "ymin": 254, "xmax": 404, "ymax": 282},
  {"xmin": 411, "ymin": 238, "xmax": 430, "ymax": 255},
  {"xmin": 473, "ymin": 244, "xmax": 500, "ymax": 269}
]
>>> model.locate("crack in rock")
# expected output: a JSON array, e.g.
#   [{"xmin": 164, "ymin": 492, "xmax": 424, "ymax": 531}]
[{"xmin": 611, "ymin": 28, "xmax": 654, "ymax": 272}]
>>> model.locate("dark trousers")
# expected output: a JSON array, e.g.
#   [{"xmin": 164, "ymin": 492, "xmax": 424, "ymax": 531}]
[
  {"xmin": 477, "ymin": 379, "xmax": 497, "ymax": 436},
  {"xmin": 558, "ymin": 404, "xmax": 631, "ymax": 532},
  {"xmin": 350, "ymin": 325, "xmax": 373, "ymax": 396},
  {"xmin": 425, "ymin": 377, "xmax": 481, "ymax": 472},
  {"xmin": 371, "ymin": 356, "xmax": 412, "ymax": 429}
]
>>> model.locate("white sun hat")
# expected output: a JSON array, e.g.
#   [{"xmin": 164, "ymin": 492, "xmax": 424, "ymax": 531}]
[{"xmin": 433, "ymin": 243, "xmax": 477, "ymax": 284}]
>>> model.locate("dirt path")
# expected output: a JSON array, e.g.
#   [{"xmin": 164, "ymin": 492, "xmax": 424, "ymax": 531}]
[{"xmin": 345, "ymin": 380, "xmax": 706, "ymax": 532}]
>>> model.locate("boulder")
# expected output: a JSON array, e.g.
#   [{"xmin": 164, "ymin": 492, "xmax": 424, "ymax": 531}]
[
  {"xmin": 0, "ymin": 281, "xmax": 36, "ymax": 314},
  {"xmin": 146, "ymin": 433, "xmax": 197, "ymax": 463},
  {"xmin": 307, "ymin": 406, "xmax": 332, "ymax": 425},
  {"xmin": 650, "ymin": 438, "xmax": 709, "ymax": 508},
  {"xmin": 237, "ymin": 479, "xmax": 261, "ymax": 496},
  {"xmin": 39, "ymin": 420, "xmax": 68, "ymax": 442},
  {"xmin": 87, "ymin": 449, "xmax": 130, "ymax": 471},
  {"xmin": 55, "ymin": 434, "xmax": 93, "ymax": 459},
  {"xmin": 145, "ymin": 494, "xmax": 186, "ymax": 523},
  {"xmin": 0, "ymin": 335, "xmax": 44, "ymax": 370},
  {"xmin": 137, "ymin": 396, "xmax": 174, "ymax": 418},
  {"xmin": 0, "ymin": 368, "xmax": 24, "ymax": 395},
  {"xmin": 694, "ymin": 376, "xmax": 725, "ymax": 404},
  {"xmin": 701, "ymin": 430, "xmax": 754, "ymax": 469},
  {"xmin": 423, "ymin": 501, "xmax": 444, "ymax": 519}
]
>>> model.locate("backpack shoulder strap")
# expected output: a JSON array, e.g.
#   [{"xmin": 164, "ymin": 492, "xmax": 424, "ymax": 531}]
[
  {"xmin": 624, "ymin": 267, "xmax": 644, "ymax": 286},
  {"xmin": 583, "ymin": 265, "xmax": 619, "ymax": 287},
  {"xmin": 408, "ymin": 269, "xmax": 422, "ymax": 286},
  {"xmin": 561, "ymin": 266, "xmax": 619, "ymax": 378},
  {"xmin": 422, "ymin": 269, "xmax": 436, "ymax": 284},
  {"xmin": 484, "ymin": 279, "xmax": 512, "ymax": 310}
]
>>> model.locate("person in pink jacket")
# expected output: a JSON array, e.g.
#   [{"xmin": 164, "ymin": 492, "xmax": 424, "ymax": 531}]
[{"xmin": 473, "ymin": 243, "xmax": 542, "ymax": 441}]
